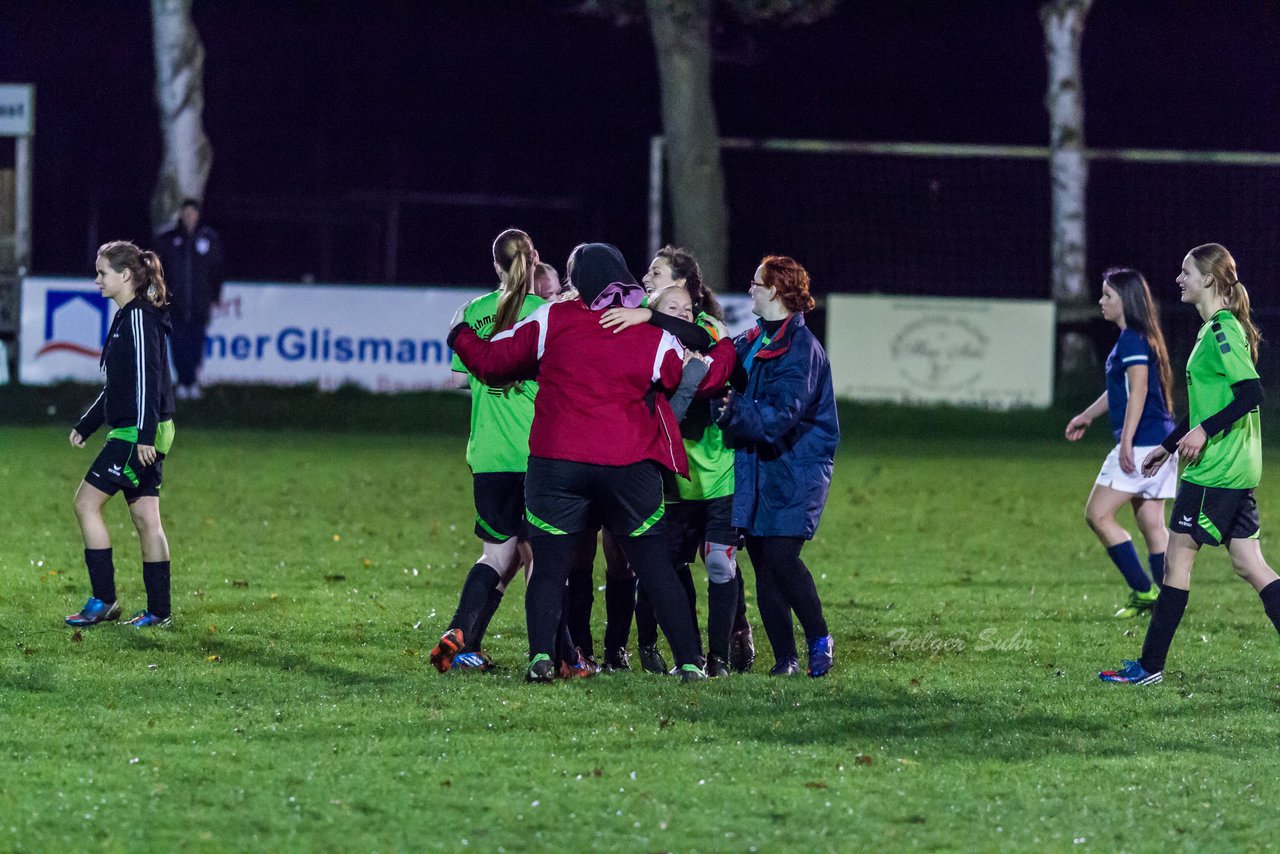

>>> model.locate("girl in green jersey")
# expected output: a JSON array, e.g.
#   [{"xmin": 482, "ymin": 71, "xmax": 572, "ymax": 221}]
[{"xmin": 1102, "ymin": 243, "xmax": 1280, "ymax": 686}]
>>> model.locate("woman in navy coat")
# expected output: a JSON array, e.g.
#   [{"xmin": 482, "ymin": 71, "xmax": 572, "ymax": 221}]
[{"xmin": 716, "ymin": 255, "xmax": 839, "ymax": 677}]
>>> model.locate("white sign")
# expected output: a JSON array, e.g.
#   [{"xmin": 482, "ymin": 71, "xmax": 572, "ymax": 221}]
[
  {"xmin": 20, "ymin": 277, "xmax": 758, "ymax": 390},
  {"xmin": 0, "ymin": 84, "xmax": 34, "ymax": 136},
  {"xmin": 826, "ymin": 294, "xmax": 1056, "ymax": 408}
]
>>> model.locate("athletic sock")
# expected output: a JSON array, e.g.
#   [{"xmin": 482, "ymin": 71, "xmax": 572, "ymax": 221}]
[
  {"xmin": 603, "ymin": 574, "xmax": 636, "ymax": 650},
  {"xmin": 706, "ymin": 579, "xmax": 738, "ymax": 660},
  {"xmin": 1139, "ymin": 585, "xmax": 1189, "ymax": 674},
  {"xmin": 449, "ymin": 562, "xmax": 501, "ymax": 638},
  {"xmin": 1106, "ymin": 541, "xmax": 1153, "ymax": 592},
  {"xmin": 1148, "ymin": 552, "xmax": 1166, "ymax": 588},
  {"xmin": 565, "ymin": 564, "xmax": 596, "ymax": 657},
  {"xmin": 635, "ymin": 584, "xmax": 659, "ymax": 647},
  {"xmin": 85, "ymin": 548, "xmax": 116, "ymax": 603},
  {"xmin": 142, "ymin": 560, "xmax": 171, "ymax": 618},
  {"xmin": 468, "ymin": 587, "xmax": 504, "ymax": 651},
  {"xmin": 1259, "ymin": 579, "xmax": 1280, "ymax": 637},
  {"xmin": 675, "ymin": 563, "xmax": 701, "ymax": 657},
  {"xmin": 732, "ymin": 570, "xmax": 749, "ymax": 633}
]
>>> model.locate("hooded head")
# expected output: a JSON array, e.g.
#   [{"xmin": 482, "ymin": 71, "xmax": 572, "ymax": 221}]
[{"xmin": 566, "ymin": 243, "xmax": 646, "ymax": 311}]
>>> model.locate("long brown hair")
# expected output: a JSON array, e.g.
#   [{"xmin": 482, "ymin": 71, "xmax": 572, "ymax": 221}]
[
  {"xmin": 1103, "ymin": 267, "xmax": 1173, "ymax": 415},
  {"xmin": 99, "ymin": 240, "xmax": 167, "ymax": 308},
  {"xmin": 492, "ymin": 229, "xmax": 534, "ymax": 334},
  {"xmin": 1190, "ymin": 243, "xmax": 1261, "ymax": 364},
  {"xmin": 656, "ymin": 244, "xmax": 722, "ymax": 321}
]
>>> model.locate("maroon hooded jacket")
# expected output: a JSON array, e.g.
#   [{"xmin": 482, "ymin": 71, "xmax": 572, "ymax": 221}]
[{"xmin": 451, "ymin": 297, "xmax": 735, "ymax": 476}]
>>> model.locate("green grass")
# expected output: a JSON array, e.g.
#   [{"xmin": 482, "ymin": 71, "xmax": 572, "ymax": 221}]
[{"xmin": 2, "ymin": 389, "xmax": 1279, "ymax": 851}]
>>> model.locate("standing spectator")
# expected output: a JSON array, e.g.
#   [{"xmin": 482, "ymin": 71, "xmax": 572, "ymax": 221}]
[
  {"xmin": 716, "ymin": 255, "xmax": 839, "ymax": 677},
  {"xmin": 156, "ymin": 198, "xmax": 224, "ymax": 400}
]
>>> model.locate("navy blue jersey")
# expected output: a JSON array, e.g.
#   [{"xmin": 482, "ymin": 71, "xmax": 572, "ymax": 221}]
[{"xmin": 1105, "ymin": 328, "xmax": 1174, "ymax": 445}]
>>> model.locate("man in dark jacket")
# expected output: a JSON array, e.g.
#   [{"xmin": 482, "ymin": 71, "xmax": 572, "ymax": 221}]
[{"xmin": 156, "ymin": 198, "xmax": 224, "ymax": 400}]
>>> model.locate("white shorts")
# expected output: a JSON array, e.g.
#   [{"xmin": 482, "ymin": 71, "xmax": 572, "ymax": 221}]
[{"xmin": 1094, "ymin": 444, "xmax": 1178, "ymax": 499}]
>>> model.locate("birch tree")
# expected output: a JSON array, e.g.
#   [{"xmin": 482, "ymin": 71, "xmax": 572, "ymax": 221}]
[
  {"xmin": 1040, "ymin": 0, "xmax": 1093, "ymax": 372},
  {"xmin": 150, "ymin": 0, "xmax": 213, "ymax": 233}
]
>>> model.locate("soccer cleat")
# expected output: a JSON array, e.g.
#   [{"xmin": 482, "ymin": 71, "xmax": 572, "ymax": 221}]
[
  {"xmin": 124, "ymin": 610, "xmax": 172, "ymax": 628},
  {"xmin": 451, "ymin": 651, "xmax": 493, "ymax": 672},
  {"xmin": 602, "ymin": 647, "xmax": 631, "ymax": 672},
  {"xmin": 1114, "ymin": 586, "xmax": 1160, "ymax": 618},
  {"xmin": 558, "ymin": 648, "xmax": 596, "ymax": 680},
  {"xmin": 679, "ymin": 664, "xmax": 707, "ymax": 683},
  {"xmin": 1099, "ymin": 659, "xmax": 1163, "ymax": 685},
  {"xmin": 526, "ymin": 653, "xmax": 556, "ymax": 683},
  {"xmin": 429, "ymin": 628, "xmax": 466, "ymax": 674},
  {"xmin": 66, "ymin": 597, "xmax": 121, "ymax": 627},
  {"xmin": 807, "ymin": 634, "xmax": 834, "ymax": 678},
  {"xmin": 770, "ymin": 656, "xmax": 801, "ymax": 676},
  {"xmin": 729, "ymin": 626, "xmax": 756, "ymax": 672},
  {"xmin": 638, "ymin": 644, "xmax": 669, "ymax": 674},
  {"xmin": 705, "ymin": 654, "xmax": 731, "ymax": 677}
]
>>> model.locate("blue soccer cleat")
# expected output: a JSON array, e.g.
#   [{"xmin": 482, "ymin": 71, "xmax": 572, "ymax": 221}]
[
  {"xmin": 1099, "ymin": 659, "xmax": 1162, "ymax": 685},
  {"xmin": 66, "ymin": 597, "xmax": 121, "ymax": 627},
  {"xmin": 124, "ymin": 610, "xmax": 172, "ymax": 628},
  {"xmin": 807, "ymin": 634, "xmax": 834, "ymax": 678},
  {"xmin": 452, "ymin": 651, "xmax": 493, "ymax": 672}
]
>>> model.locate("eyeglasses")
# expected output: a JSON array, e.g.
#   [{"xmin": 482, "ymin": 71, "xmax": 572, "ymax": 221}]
[{"xmin": 749, "ymin": 281, "xmax": 768, "ymax": 289}]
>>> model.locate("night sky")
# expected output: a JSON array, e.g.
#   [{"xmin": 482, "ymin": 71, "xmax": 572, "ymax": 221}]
[{"xmin": 4, "ymin": 1, "xmax": 1280, "ymax": 297}]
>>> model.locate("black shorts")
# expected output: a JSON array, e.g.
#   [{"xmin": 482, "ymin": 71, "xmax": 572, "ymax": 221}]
[
  {"xmin": 85, "ymin": 438, "xmax": 165, "ymax": 502},
  {"xmin": 525, "ymin": 456, "xmax": 666, "ymax": 538},
  {"xmin": 473, "ymin": 472, "xmax": 529, "ymax": 543},
  {"xmin": 667, "ymin": 495, "xmax": 737, "ymax": 565},
  {"xmin": 1169, "ymin": 482, "xmax": 1260, "ymax": 547}
]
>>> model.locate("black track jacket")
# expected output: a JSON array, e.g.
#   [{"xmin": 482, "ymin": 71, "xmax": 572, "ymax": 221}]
[{"xmin": 74, "ymin": 298, "xmax": 175, "ymax": 445}]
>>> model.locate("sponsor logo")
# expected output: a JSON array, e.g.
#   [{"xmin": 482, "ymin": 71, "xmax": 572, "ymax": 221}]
[
  {"xmin": 1179, "ymin": 515, "xmax": 1194, "ymax": 526},
  {"xmin": 108, "ymin": 464, "xmax": 122, "ymax": 475},
  {"xmin": 891, "ymin": 316, "xmax": 988, "ymax": 392},
  {"xmin": 36, "ymin": 290, "xmax": 111, "ymax": 359}
]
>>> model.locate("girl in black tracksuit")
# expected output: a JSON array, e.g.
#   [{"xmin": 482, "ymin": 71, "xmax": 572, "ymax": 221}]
[{"xmin": 66, "ymin": 241, "xmax": 177, "ymax": 629}]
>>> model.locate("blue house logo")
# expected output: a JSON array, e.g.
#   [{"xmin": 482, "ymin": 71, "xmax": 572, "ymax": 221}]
[{"xmin": 36, "ymin": 290, "xmax": 112, "ymax": 358}]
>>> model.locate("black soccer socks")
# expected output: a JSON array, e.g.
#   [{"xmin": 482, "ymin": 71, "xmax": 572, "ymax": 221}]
[
  {"xmin": 1139, "ymin": 584, "xmax": 1189, "ymax": 674},
  {"xmin": 85, "ymin": 548, "xmax": 116, "ymax": 603}
]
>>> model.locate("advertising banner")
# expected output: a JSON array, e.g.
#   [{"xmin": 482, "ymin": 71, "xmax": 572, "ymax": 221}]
[
  {"xmin": 20, "ymin": 277, "xmax": 758, "ymax": 390},
  {"xmin": 826, "ymin": 294, "xmax": 1055, "ymax": 408}
]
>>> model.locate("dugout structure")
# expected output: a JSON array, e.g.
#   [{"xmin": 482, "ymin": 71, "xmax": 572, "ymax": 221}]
[{"xmin": 647, "ymin": 137, "xmax": 1280, "ymax": 384}]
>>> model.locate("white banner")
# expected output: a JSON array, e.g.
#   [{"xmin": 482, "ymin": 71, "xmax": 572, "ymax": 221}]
[
  {"xmin": 826, "ymin": 295, "xmax": 1055, "ymax": 408},
  {"xmin": 0, "ymin": 83, "xmax": 35, "ymax": 136},
  {"xmin": 19, "ymin": 277, "xmax": 759, "ymax": 391}
]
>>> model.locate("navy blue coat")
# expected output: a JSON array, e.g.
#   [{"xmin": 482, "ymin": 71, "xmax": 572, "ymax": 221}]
[{"xmin": 722, "ymin": 313, "xmax": 840, "ymax": 539}]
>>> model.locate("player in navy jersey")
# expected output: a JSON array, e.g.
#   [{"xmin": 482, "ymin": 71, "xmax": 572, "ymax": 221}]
[{"xmin": 1065, "ymin": 268, "xmax": 1177, "ymax": 617}]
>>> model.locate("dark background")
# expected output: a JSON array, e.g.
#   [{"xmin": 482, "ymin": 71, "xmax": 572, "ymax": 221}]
[{"xmin": 3, "ymin": 0, "xmax": 1279, "ymax": 308}]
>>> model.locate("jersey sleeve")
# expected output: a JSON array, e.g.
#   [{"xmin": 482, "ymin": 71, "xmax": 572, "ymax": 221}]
[
  {"xmin": 1212, "ymin": 317, "xmax": 1259, "ymax": 384},
  {"xmin": 1115, "ymin": 329, "xmax": 1151, "ymax": 367},
  {"xmin": 74, "ymin": 391, "xmax": 106, "ymax": 438},
  {"xmin": 134, "ymin": 309, "xmax": 164, "ymax": 445},
  {"xmin": 450, "ymin": 302, "xmax": 549, "ymax": 385}
]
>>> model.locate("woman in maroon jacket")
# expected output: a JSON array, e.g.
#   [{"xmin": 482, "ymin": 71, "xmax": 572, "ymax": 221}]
[{"xmin": 449, "ymin": 242, "xmax": 735, "ymax": 682}]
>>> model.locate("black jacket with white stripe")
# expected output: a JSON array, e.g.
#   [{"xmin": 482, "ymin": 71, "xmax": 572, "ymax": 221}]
[{"xmin": 74, "ymin": 297, "xmax": 175, "ymax": 445}]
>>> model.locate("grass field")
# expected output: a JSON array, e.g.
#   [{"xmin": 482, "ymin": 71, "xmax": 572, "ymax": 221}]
[{"xmin": 2, "ymin": 387, "xmax": 1278, "ymax": 851}]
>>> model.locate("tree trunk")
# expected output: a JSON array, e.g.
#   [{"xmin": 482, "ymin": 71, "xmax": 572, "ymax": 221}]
[
  {"xmin": 1040, "ymin": 0, "xmax": 1093, "ymax": 377},
  {"xmin": 645, "ymin": 0, "xmax": 728, "ymax": 293},
  {"xmin": 150, "ymin": 0, "xmax": 213, "ymax": 233}
]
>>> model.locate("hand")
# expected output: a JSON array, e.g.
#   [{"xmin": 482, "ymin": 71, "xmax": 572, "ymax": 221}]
[
  {"xmin": 682, "ymin": 349, "xmax": 707, "ymax": 366},
  {"xmin": 1118, "ymin": 442, "xmax": 1136, "ymax": 475},
  {"xmin": 136, "ymin": 444, "xmax": 157, "ymax": 466},
  {"xmin": 1065, "ymin": 413, "xmax": 1091, "ymax": 441},
  {"xmin": 1176, "ymin": 425, "xmax": 1208, "ymax": 465},
  {"xmin": 69, "ymin": 429, "xmax": 86, "ymax": 448},
  {"xmin": 709, "ymin": 390, "xmax": 733, "ymax": 425},
  {"xmin": 600, "ymin": 307, "xmax": 651, "ymax": 333},
  {"xmin": 449, "ymin": 302, "xmax": 467, "ymax": 330},
  {"xmin": 1141, "ymin": 446, "xmax": 1170, "ymax": 478}
]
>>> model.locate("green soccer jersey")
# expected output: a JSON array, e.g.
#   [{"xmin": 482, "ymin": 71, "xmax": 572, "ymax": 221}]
[
  {"xmin": 676, "ymin": 313, "xmax": 735, "ymax": 501},
  {"xmin": 450, "ymin": 290, "xmax": 545, "ymax": 474},
  {"xmin": 1183, "ymin": 309, "xmax": 1261, "ymax": 489}
]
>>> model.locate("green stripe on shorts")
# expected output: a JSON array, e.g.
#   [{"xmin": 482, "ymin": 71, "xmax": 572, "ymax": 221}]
[
  {"xmin": 525, "ymin": 510, "xmax": 568, "ymax": 536},
  {"xmin": 629, "ymin": 502, "xmax": 666, "ymax": 537}
]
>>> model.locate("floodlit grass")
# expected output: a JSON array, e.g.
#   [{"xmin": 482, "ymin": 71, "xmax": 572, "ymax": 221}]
[{"xmin": 2, "ymin": 388, "xmax": 1278, "ymax": 850}]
